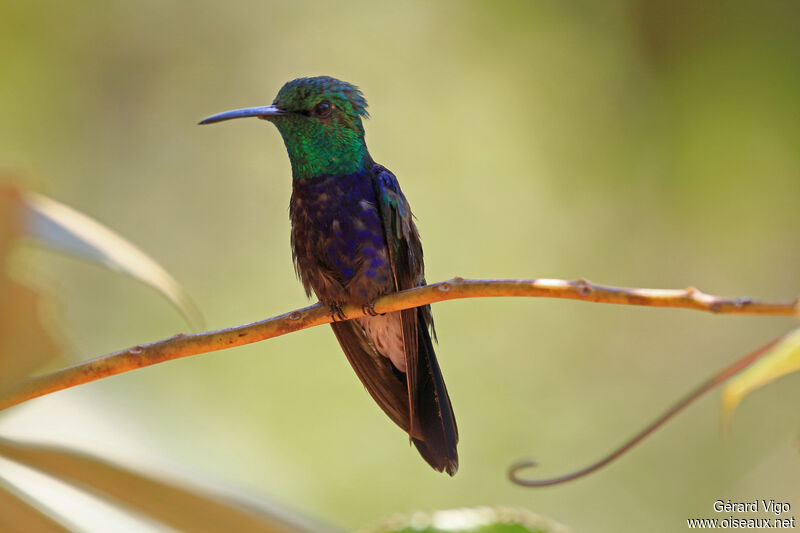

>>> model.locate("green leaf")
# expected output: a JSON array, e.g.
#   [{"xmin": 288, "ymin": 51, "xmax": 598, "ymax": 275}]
[
  {"xmin": 361, "ymin": 507, "xmax": 571, "ymax": 533},
  {"xmin": 0, "ymin": 479, "xmax": 72, "ymax": 533},
  {"xmin": 722, "ymin": 328, "xmax": 800, "ymax": 425},
  {"xmin": 0, "ymin": 438, "xmax": 329, "ymax": 533},
  {"xmin": 22, "ymin": 192, "xmax": 204, "ymax": 330}
]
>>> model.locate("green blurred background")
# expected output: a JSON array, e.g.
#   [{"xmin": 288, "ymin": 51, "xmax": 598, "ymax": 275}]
[{"xmin": 1, "ymin": 1, "xmax": 799, "ymax": 531}]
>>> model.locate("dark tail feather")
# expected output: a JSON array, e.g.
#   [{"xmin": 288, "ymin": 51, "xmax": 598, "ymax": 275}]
[
  {"xmin": 411, "ymin": 308, "xmax": 459, "ymax": 475},
  {"xmin": 330, "ymin": 311, "xmax": 458, "ymax": 475}
]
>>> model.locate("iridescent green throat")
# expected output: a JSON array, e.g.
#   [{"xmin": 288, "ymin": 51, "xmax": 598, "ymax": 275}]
[{"xmin": 271, "ymin": 115, "xmax": 370, "ymax": 180}]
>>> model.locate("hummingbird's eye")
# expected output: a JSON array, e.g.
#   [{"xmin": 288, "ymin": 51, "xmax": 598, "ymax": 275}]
[{"xmin": 314, "ymin": 101, "xmax": 332, "ymax": 118}]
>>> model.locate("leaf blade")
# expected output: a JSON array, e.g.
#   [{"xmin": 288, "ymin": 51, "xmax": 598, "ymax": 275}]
[
  {"xmin": 0, "ymin": 479, "xmax": 73, "ymax": 533},
  {"xmin": 0, "ymin": 186, "xmax": 63, "ymax": 389},
  {"xmin": 22, "ymin": 192, "xmax": 204, "ymax": 330},
  {"xmin": 721, "ymin": 328, "xmax": 800, "ymax": 425},
  {"xmin": 0, "ymin": 438, "xmax": 330, "ymax": 533}
]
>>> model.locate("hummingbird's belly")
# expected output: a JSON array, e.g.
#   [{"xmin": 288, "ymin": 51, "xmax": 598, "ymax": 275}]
[
  {"xmin": 290, "ymin": 171, "xmax": 394, "ymax": 305},
  {"xmin": 357, "ymin": 313, "xmax": 406, "ymax": 372}
]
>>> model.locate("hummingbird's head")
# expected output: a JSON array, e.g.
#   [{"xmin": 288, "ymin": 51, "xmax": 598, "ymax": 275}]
[
  {"xmin": 272, "ymin": 76, "xmax": 369, "ymax": 125},
  {"xmin": 200, "ymin": 76, "xmax": 371, "ymax": 180}
]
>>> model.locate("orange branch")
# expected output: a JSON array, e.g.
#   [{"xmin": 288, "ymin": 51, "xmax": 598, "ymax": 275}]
[{"xmin": 1, "ymin": 277, "xmax": 796, "ymax": 411}]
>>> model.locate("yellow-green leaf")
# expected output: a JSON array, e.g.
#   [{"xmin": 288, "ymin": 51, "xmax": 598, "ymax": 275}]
[
  {"xmin": 0, "ymin": 479, "xmax": 72, "ymax": 533},
  {"xmin": 722, "ymin": 328, "xmax": 800, "ymax": 425},
  {"xmin": 0, "ymin": 438, "xmax": 327, "ymax": 533},
  {"xmin": 22, "ymin": 192, "xmax": 203, "ymax": 330}
]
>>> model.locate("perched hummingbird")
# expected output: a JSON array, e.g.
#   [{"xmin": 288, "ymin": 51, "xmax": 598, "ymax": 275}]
[{"xmin": 200, "ymin": 77, "xmax": 458, "ymax": 475}]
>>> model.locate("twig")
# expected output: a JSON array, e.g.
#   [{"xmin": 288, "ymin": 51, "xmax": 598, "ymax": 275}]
[
  {"xmin": 508, "ymin": 335, "xmax": 783, "ymax": 486},
  {"xmin": 1, "ymin": 277, "xmax": 797, "ymax": 411}
]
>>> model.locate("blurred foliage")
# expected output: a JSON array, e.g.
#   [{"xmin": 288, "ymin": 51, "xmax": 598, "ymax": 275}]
[
  {"xmin": 0, "ymin": 437, "xmax": 324, "ymax": 532},
  {"xmin": 0, "ymin": 184, "xmax": 62, "ymax": 390},
  {"xmin": 362, "ymin": 507, "xmax": 569, "ymax": 533},
  {"xmin": 0, "ymin": 1, "xmax": 799, "ymax": 532},
  {"xmin": 723, "ymin": 329, "xmax": 800, "ymax": 426},
  {"xmin": 0, "ymin": 477, "xmax": 71, "ymax": 533},
  {"xmin": 23, "ymin": 191, "xmax": 203, "ymax": 330},
  {"xmin": 0, "ymin": 181, "xmax": 198, "ymax": 390}
]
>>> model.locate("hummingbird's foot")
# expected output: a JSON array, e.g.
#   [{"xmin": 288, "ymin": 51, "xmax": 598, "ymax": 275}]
[
  {"xmin": 328, "ymin": 303, "xmax": 347, "ymax": 322},
  {"xmin": 362, "ymin": 301, "xmax": 379, "ymax": 317}
]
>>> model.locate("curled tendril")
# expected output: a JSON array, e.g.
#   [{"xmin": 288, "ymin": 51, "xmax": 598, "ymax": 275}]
[{"xmin": 508, "ymin": 336, "xmax": 782, "ymax": 487}]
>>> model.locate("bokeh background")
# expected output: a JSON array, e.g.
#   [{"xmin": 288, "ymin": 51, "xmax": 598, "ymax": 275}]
[{"xmin": 1, "ymin": 1, "xmax": 799, "ymax": 531}]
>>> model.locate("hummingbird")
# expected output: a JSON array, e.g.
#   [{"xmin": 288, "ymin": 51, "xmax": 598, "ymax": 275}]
[{"xmin": 200, "ymin": 76, "xmax": 458, "ymax": 475}]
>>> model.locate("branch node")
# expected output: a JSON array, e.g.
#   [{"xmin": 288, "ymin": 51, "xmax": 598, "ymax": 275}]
[
  {"xmin": 575, "ymin": 278, "xmax": 593, "ymax": 296},
  {"xmin": 438, "ymin": 282, "xmax": 451, "ymax": 292},
  {"xmin": 289, "ymin": 311, "xmax": 302, "ymax": 321}
]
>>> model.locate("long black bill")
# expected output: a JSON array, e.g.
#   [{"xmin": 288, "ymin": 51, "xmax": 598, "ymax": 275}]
[{"xmin": 198, "ymin": 105, "xmax": 286, "ymax": 125}]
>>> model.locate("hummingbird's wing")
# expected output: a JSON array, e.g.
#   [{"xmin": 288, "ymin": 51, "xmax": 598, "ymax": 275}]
[{"xmin": 371, "ymin": 165, "xmax": 459, "ymax": 475}]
